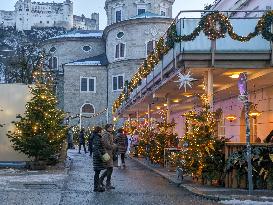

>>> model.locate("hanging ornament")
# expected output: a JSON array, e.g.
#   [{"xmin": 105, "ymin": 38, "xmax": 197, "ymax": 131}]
[{"xmin": 174, "ymin": 71, "xmax": 197, "ymax": 92}]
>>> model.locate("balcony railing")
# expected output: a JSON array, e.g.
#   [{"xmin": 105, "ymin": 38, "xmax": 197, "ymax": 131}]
[{"xmin": 117, "ymin": 12, "xmax": 272, "ymax": 114}]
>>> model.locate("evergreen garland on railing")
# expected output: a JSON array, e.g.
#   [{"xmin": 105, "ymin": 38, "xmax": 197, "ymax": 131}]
[{"xmin": 112, "ymin": 11, "xmax": 273, "ymax": 114}]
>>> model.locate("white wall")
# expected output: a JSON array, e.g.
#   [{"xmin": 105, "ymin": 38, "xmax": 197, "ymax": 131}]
[
  {"xmin": 0, "ymin": 84, "xmax": 31, "ymax": 161},
  {"xmin": 171, "ymin": 85, "xmax": 273, "ymax": 143},
  {"xmin": 212, "ymin": 0, "xmax": 273, "ymax": 17}
]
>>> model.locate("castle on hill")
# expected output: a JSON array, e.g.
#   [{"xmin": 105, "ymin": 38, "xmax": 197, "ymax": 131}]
[{"xmin": 0, "ymin": 0, "xmax": 99, "ymax": 31}]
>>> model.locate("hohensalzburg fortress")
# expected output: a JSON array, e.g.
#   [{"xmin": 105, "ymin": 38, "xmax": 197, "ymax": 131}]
[{"xmin": 0, "ymin": 0, "xmax": 99, "ymax": 31}]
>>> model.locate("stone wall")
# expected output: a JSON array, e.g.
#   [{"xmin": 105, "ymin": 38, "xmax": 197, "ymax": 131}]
[
  {"xmin": 105, "ymin": 0, "xmax": 175, "ymax": 25},
  {"xmin": 104, "ymin": 18, "xmax": 172, "ymax": 63},
  {"xmin": 43, "ymin": 37, "xmax": 105, "ymax": 72},
  {"xmin": 14, "ymin": 0, "xmax": 74, "ymax": 31},
  {"xmin": 64, "ymin": 65, "xmax": 108, "ymax": 128},
  {"xmin": 172, "ymin": 85, "xmax": 273, "ymax": 143},
  {"xmin": 107, "ymin": 59, "xmax": 144, "ymax": 119}
]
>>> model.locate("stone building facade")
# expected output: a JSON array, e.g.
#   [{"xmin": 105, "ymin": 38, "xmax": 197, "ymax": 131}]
[
  {"xmin": 42, "ymin": 0, "xmax": 174, "ymax": 128},
  {"xmin": 0, "ymin": 0, "xmax": 99, "ymax": 31}
]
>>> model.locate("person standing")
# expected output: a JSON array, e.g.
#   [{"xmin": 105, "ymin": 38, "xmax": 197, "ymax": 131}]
[
  {"xmin": 115, "ymin": 128, "xmax": 128, "ymax": 168},
  {"xmin": 92, "ymin": 126, "xmax": 106, "ymax": 192},
  {"xmin": 78, "ymin": 128, "xmax": 87, "ymax": 154},
  {"xmin": 132, "ymin": 131, "xmax": 139, "ymax": 157},
  {"xmin": 100, "ymin": 124, "xmax": 116, "ymax": 190},
  {"xmin": 67, "ymin": 128, "xmax": 74, "ymax": 149},
  {"xmin": 88, "ymin": 131, "xmax": 94, "ymax": 156}
]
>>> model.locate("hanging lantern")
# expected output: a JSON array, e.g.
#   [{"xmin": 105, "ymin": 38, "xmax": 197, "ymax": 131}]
[
  {"xmin": 249, "ymin": 105, "xmax": 262, "ymax": 118},
  {"xmin": 182, "ymin": 92, "xmax": 193, "ymax": 98},
  {"xmin": 225, "ymin": 114, "xmax": 237, "ymax": 122}
]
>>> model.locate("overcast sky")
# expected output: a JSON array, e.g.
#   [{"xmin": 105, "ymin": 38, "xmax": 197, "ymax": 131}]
[{"xmin": 2, "ymin": 0, "xmax": 215, "ymax": 29}]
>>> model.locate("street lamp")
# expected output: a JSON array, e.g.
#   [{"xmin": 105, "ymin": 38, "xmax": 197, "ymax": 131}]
[
  {"xmin": 225, "ymin": 114, "xmax": 237, "ymax": 122},
  {"xmin": 238, "ymin": 72, "xmax": 254, "ymax": 195},
  {"xmin": 249, "ymin": 104, "xmax": 262, "ymax": 118}
]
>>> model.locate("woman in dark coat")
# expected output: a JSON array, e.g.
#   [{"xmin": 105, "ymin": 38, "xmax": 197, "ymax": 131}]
[
  {"xmin": 92, "ymin": 126, "xmax": 106, "ymax": 192},
  {"xmin": 115, "ymin": 128, "xmax": 128, "ymax": 168},
  {"xmin": 100, "ymin": 124, "xmax": 117, "ymax": 190}
]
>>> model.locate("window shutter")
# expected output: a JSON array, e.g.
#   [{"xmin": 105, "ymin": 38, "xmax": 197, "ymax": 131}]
[
  {"xmin": 81, "ymin": 78, "xmax": 87, "ymax": 91},
  {"xmin": 118, "ymin": 75, "xmax": 124, "ymax": 90},
  {"xmin": 89, "ymin": 78, "xmax": 95, "ymax": 92},
  {"xmin": 120, "ymin": 43, "xmax": 125, "ymax": 57},
  {"xmin": 147, "ymin": 41, "xmax": 154, "ymax": 55},
  {"xmin": 115, "ymin": 44, "xmax": 120, "ymax": 58},
  {"xmin": 49, "ymin": 57, "xmax": 53, "ymax": 69},
  {"xmin": 53, "ymin": 57, "xmax": 58, "ymax": 69},
  {"xmin": 116, "ymin": 10, "xmax": 121, "ymax": 22},
  {"xmin": 113, "ymin": 76, "xmax": 118, "ymax": 91}
]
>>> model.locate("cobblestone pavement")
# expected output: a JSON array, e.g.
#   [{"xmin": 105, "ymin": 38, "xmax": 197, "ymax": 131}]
[
  {"xmin": 0, "ymin": 149, "xmax": 220, "ymax": 205},
  {"xmin": 59, "ymin": 149, "xmax": 220, "ymax": 205}
]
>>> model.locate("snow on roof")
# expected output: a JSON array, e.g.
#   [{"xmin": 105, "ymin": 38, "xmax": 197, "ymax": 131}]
[
  {"xmin": 66, "ymin": 61, "xmax": 101, "ymax": 66},
  {"xmin": 130, "ymin": 12, "xmax": 166, "ymax": 20},
  {"xmin": 65, "ymin": 54, "xmax": 108, "ymax": 66},
  {"xmin": 50, "ymin": 30, "xmax": 103, "ymax": 39}
]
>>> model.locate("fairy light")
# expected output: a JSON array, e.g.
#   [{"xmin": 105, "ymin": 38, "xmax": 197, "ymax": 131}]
[{"xmin": 112, "ymin": 11, "xmax": 273, "ymax": 113}]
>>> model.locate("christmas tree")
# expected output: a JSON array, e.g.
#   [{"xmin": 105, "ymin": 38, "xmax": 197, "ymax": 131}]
[
  {"xmin": 8, "ymin": 57, "xmax": 67, "ymax": 163},
  {"xmin": 149, "ymin": 120, "xmax": 177, "ymax": 165},
  {"xmin": 182, "ymin": 95, "xmax": 219, "ymax": 178}
]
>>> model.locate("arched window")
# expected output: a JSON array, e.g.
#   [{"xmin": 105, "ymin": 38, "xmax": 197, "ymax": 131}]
[{"xmin": 81, "ymin": 103, "xmax": 95, "ymax": 114}]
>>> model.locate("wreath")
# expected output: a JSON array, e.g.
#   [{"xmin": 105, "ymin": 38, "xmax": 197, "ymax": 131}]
[
  {"xmin": 203, "ymin": 13, "xmax": 228, "ymax": 40},
  {"xmin": 261, "ymin": 11, "xmax": 273, "ymax": 42}
]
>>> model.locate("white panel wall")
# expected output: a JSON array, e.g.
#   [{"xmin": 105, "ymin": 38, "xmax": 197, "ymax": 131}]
[{"xmin": 0, "ymin": 84, "xmax": 31, "ymax": 161}]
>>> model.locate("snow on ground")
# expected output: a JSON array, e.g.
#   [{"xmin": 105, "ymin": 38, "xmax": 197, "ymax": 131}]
[
  {"xmin": 221, "ymin": 199, "xmax": 273, "ymax": 205},
  {"xmin": 261, "ymin": 197, "xmax": 273, "ymax": 200},
  {"xmin": 0, "ymin": 168, "xmax": 19, "ymax": 174},
  {"xmin": 0, "ymin": 173, "xmax": 65, "ymax": 186}
]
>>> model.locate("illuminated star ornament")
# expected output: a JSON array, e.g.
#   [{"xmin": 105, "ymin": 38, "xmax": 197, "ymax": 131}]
[{"xmin": 174, "ymin": 71, "xmax": 196, "ymax": 92}]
